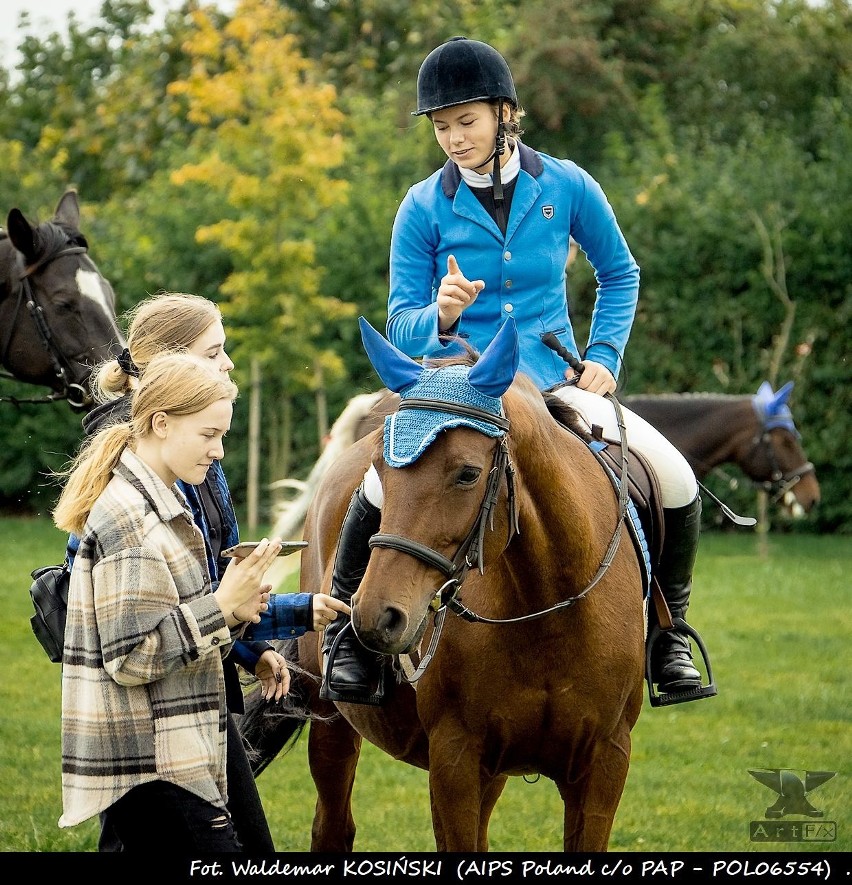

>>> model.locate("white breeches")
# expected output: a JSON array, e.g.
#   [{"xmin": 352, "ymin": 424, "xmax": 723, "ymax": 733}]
[{"xmin": 553, "ymin": 386, "xmax": 698, "ymax": 508}]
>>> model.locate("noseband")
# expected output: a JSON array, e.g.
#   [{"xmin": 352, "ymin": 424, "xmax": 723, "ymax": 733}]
[
  {"xmin": 0, "ymin": 242, "xmax": 91, "ymax": 408},
  {"xmin": 368, "ymin": 397, "xmax": 519, "ymax": 614}
]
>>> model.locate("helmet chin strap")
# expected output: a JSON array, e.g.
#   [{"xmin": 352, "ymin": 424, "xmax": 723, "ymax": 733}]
[{"xmin": 493, "ymin": 102, "xmax": 507, "ymax": 232}]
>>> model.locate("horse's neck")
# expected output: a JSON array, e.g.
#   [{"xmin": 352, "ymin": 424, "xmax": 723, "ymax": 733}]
[
  {"xmin": 0, "ymin": 259, "xmax": 21, "ymax": 369},
  {"xmin": 509, "ymin": 422, "xmax": 612, "ymax": 597},
  {"xmin": 634, "ymin": 396, "xmax": 757, "ymax": 475},
  {"xmin": 677, "ymin": 398, "xmax": 757, "ymax": 471}
]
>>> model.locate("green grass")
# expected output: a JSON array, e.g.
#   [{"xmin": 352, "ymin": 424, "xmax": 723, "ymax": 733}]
[{"xmin": 1, "ymin": 517, "xmax": 848, "ymax": 852}]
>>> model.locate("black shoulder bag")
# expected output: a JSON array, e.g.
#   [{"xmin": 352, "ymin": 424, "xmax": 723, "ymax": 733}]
[{"xmin": 29, "ymin": 562, "xmax": 71, "ymax": 663}]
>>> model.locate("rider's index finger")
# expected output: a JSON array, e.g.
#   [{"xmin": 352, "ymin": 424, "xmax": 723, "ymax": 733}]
[{"xmin": 447, "ymin": 254, "xmax": 460, "ymax": 276}]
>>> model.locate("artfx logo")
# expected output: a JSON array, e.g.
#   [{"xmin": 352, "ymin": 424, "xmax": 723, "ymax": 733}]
[{"xmin": 748, "ymin": 769, "xmax": 837, "ymax": 843}]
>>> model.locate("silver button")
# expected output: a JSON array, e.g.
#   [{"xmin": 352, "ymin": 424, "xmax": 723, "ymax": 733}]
[
  {"xmin": 505, "ymin": 303, "xmax": 514, "ymax": 313},
  {"xmin": 212, "ymin": 637, "xmax": 220, "ymax": 646},
  {"xmin": 504, "ymin": 251, "xmax": 512, "ymax": 260},
  {"xmin": 505, "ymin": 280, "xmax": 512, "ymax": 288}
]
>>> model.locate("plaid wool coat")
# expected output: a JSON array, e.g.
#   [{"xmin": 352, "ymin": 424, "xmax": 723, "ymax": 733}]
[{"xmin": 59, "ymin": 448, "xmax": 234, "ymax": 828}]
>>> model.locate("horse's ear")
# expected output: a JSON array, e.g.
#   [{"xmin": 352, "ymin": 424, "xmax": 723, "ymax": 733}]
[
  {"xmin": 359, "ymin": 317, "xmax": 422, "ymax": 393},
  {"xmin": 6, "ymin": 208, "xmax": 36, "ymax": 261},
  {"xmin": 468, "ymin": 318, "xmax": 519, "ymax": 398},
  {"xmin": 773, "ymin": 381, "xmax": 794, "ymax": 408},
  {"xmin": 54, "ymin": 190, "xmax": 80, "ymax": 229}
]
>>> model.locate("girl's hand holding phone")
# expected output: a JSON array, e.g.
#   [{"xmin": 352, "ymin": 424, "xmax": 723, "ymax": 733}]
[{"xmin": 215, "ymin": 537, "xmax": 283, "ymax": 626}]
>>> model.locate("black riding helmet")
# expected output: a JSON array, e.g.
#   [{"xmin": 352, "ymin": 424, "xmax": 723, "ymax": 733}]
[
  {"xmin": 412, "ymin": 36, "xmax": 517, "ymax": 116},
  {"xmin": 414, "ymin": 37, "xmax": 518, "ymax": 227}
]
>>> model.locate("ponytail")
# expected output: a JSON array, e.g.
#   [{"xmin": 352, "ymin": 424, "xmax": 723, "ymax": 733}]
[{"xmin": 53, "ymin": 424, "xmax": 132, "ymax": 535}]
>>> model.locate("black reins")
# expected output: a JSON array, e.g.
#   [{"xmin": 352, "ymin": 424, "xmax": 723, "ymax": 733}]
[{"xmin": 0, "ymin": 240, "xmax": 91, "ymax": 408}]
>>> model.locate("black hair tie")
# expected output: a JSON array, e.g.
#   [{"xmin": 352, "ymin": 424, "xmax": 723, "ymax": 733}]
[{"xmin": 116, "ymin": 347, "xmax": 140, "ymax": 378}]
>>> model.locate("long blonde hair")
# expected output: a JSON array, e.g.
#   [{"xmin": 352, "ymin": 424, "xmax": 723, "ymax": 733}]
[
  {"xmin": 95, "ymin": 292, "xmax": 222, "ymax": 400},
  {"xmin": 54, "ymin": 353, "xmax": 238, "ymax": 535}
]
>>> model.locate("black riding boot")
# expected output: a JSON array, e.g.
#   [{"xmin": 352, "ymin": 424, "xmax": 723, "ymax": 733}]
[
  {"xmin": 319, "ymin": 486, "xmax": 385, "ymax": 706},
  {"xmin": 648, "ymin": 494, "xmax": 717, "ymax": 705}
]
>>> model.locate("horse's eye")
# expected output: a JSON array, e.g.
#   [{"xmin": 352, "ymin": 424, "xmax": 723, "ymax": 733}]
[{"xmin": 457, "ymin": 466, "xmax": 481, "ymax": 486}]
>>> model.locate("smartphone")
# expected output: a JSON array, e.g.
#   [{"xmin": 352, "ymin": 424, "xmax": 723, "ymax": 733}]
[{"xmin": 222, "ymin": 541, "xmax": 309, "ymax": 558}]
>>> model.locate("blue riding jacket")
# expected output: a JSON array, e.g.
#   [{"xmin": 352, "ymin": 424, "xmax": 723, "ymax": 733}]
[{"xmin": 387, "ymin": 142, "xmax": 639, "ymax": 388}]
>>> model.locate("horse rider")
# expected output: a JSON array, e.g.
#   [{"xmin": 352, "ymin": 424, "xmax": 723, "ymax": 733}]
[{"xmin": 320, "ymin": 37, "xmax": 716, "ymax": 708}]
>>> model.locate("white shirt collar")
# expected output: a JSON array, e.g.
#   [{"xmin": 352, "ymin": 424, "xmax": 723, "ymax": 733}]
[{"xmin": 459, "ymin": 141, "xmax": 521, "ymax": 190}]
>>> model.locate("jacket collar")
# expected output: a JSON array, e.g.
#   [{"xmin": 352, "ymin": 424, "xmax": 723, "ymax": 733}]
[
  {"xmin": 441, "ymin": 141, "xmax": 544, "ymax": 198},
  {"xmin": 115, "ymin": 448, "xmax": 193, "ymax": 525}
]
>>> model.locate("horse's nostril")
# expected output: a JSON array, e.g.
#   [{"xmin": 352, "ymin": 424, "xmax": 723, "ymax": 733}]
[
  {"xmin": 352, "ymin": 606, "xmax": 408, "ymax": 643},
  {"xmin": 379, "ymin": 606, "xmax": 408, "ymax": 633},
  {"xmin": 377, "ymin": 606, "xmax": 406, "ymax": 638}
]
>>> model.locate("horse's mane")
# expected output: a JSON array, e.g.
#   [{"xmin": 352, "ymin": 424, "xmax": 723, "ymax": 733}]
[
  {"xmin": 33, "ymin": 221, "xmax": 87, "ymax": 261},
  {"xmin": 625, "ymin": 391, "xmax": 749, "ymax": 403},
  {"xmin": 540, "ymin": 390, "xmax": 591, "ymax": 441},
  {"xmin": 425, "ymin": 336, "xmax": 479, "ymax": 368}
]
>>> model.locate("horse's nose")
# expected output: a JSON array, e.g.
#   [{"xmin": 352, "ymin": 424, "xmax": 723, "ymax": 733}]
[{"xmin": 353, "ymin": 603, "xmax": 409, "ymax": 654}]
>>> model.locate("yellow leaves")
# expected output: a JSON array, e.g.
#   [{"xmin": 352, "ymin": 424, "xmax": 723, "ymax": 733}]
[
  {"xmin": 170, "ymin": 153, "xmax": 231, "ymax": 187},
  {"xmin": 35, "ymin": 127, "xmax": 70, "ymax": 174},
  {"xmin": 165, "ymin": 0, "xmax": 351, "ymax": 384}
]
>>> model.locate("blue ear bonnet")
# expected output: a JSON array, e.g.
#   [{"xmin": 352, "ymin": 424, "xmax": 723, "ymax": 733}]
[
  {"xmin": 752, "ymin": 381, "xmax": 799, "ymax": 437},
  {"xmin": 358, "ymin": 315, "xmax": 518, "ymax": 468},
  {"xmin": 384, "ymin": 365, "xmax": 506, "ymax": 468}
]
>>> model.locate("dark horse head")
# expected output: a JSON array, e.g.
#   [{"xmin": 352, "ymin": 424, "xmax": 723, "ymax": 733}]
[
  {"xmin": 0, "ymin": 190, "xmax": 125, "ymax": 410},
  {"xmin": 625, "ymin": 384, "xmax": 820, "ymax": 519}
]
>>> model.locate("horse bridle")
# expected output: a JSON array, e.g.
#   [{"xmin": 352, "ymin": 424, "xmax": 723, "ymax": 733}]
[
  {"xmin": 0, "ymin": 240, "xmax": 92, "ymax": 409},
  {"xmin": 744, "ymin": 429, "xmax": 815, "ymax": 503},
  {"xmin": 369, "ymin": 398, "xmax": 519, "ymax": 618}
]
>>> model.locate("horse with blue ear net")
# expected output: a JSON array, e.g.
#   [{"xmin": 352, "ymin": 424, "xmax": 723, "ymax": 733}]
[
  {"xmin": 241, "ymin": 315, "xmax": 658, "ymax": 851},
  {"xmin": 319, "ymin": 316, "xmax": 521, "ymax": 706}
]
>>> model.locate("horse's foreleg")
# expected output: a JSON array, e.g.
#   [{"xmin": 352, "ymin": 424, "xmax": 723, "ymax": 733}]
[
  {"xmin": 557, "ymin": 730, "xmax": 632, "ymax": 852},
  {"xmin": 428, "ymin": 739, "xmax": 499, "ymax": 851},
  {"xmin": 429, "ymin": 772, "xmax": 505, "ymax": 852},
  {"xmin": 308, "ymin": 711, "xmax": 362, "ymax": 852},
  {"xmin": 478, "ymin": 774, "xmax": 508, "ymax": 851}
]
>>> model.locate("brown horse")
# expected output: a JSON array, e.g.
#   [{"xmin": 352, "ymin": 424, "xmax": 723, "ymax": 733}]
[
  {"xmin": 245, "ymin": 319, "xmax": 646, "ymax": 851},
  {"xmin": 623, "ymin": 387, "xmax": 819, "ymax": 517},
  {"xmin": 0, "ymin": 190, "xmax": 124, "ymax": 410}
]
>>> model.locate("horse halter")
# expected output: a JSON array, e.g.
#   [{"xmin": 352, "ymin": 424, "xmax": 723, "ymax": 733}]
[
  {"xmin": 368, "ymin": 397, "xmax": 519, "ymax": 614},
  {"xmin": 746, "ymin": 429, "xmax": 815, "ymax": 503},
  {"xmin": 0, "ymin": 239, "xmax": 92, "ymax": 409}
]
